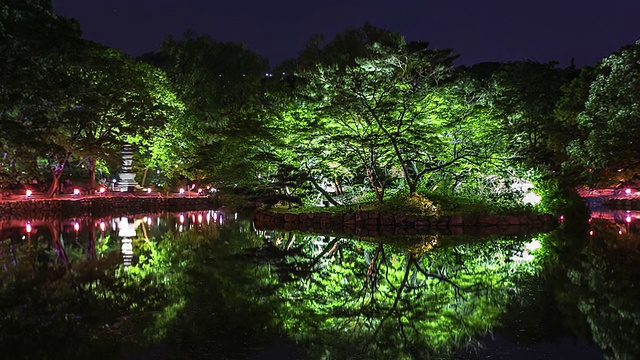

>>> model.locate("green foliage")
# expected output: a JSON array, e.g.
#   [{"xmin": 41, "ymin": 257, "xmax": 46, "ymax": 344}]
[
  {"xmin": 534, "ymin": 177, "xmax": 590, "ymax": 218},
  {"xmin": 569, "ymin": 40, "xmax": 640, "ymax": 179},
  {"xmin": 373, "ymin": 192, "xmax": 439, "ymax": 217}
]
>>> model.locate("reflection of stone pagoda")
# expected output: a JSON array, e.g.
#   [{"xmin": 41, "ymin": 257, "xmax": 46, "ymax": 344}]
[{"xmin": 116, "ymin": 144, "xmax": 141, "ymax": 191}]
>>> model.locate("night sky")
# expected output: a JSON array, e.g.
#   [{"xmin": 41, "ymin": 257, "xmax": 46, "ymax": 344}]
[{"xmin": 52, "ymin": 0, "xmax": 639, "ymax": 69}]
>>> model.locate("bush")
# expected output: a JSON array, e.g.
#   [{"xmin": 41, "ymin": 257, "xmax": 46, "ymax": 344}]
[{"xmin": 374, "ymin": 193, "xmax": 439, "ymax": 217}]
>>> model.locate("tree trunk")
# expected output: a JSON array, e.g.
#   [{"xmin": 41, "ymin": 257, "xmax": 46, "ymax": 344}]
[
  {"xmin": 47, "ymin": 172, "xmax": 63, "ymax": 198},
  {"xmin": 308, "ymin": 177, "xmax": 341, "ymax": 206},
  {"xmin": 140, "ymin": 167, "xmax": 149, "ymax": 187},
  {"xmin": 365, "ymin": 166, "xmax": 385, "ymax": 204},
  {"xmin": 87, "ymin": 157, "xmax": 96, "ymax": 189}
]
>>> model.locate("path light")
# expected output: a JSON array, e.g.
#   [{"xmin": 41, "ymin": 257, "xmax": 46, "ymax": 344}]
[
  {"xmin": 74, "ymin": 222, "xmax": 80, "ymax": 232},
  {"xmin": 99, "ymin": 187, "xmax": 106, "ymax": 194},
  {"xmin": 147, "ymin": 188, "xmax": 152, "ymax": 194},
  {"xmin": 26, "ymin": 189, "xmax": 32, "ymax": 198},
  {"xmin": 626, "ymin": 216, "xmax": 632, "ymax": 223},
  {"xmin": 179, "ymin": 188, "xmax": 185, "ymax": 195},
  {"xmin": 73, "ymin": 188, "xmax": 80, "ymax": 196},
  {"xmin": 25, "ymin": 222, "xmax": 32, "ymax": 233}
]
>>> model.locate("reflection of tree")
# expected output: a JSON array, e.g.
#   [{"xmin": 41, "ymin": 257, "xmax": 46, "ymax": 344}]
[
  {"xmin": 555, "ymin": 223, "xmax": 640, "ymax": 360},
  {"xmin": 258, "ymin": 232, "xmax": 547, "ymax": 359}
]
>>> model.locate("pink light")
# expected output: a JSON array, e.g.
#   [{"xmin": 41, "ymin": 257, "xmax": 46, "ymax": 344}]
[
  {"xmin": 26, "ymin": 222, "xmax": 32, "ymax": 233},
  {"xmin": 179, "ymin": 188, "xmax": 185, "ymax": 195},
  {"xmin": 147, "ymin": 188, "xmax": 152, "ymax": 193},
  {"xmin": 74, "ymin": 222, "xmax": 80, "ymax": 231},
  {"xmin": 73, "ymin": 188, "xmax": 80, "ymax": 196},
  {"xmin": 626, "ymin": 216, "xmax": 632, "ymax": 223},
  {"xmin": 99, "ymin": 187, "xmax": 106, "ymax": 194},
  {"xmin": 26, "ymin": 189, "xmax": 32, "ymax": 197},
  {"xmin": 197, "ymin": 214, "xmax": 203, "ymax": 223},
  {"xmin": 625, "ymin": 188, "xmax": 632, "ymax": 195},
  {"xmin": 147, "ymin": 217, "xmax": 152, "ymax": 226},
  {"xmin": 179, "ymin": 214, "xmax": 185, "ymax": 224},
  {"xmin": 99, "ymin": 221, "xmax": 106, "ymax": 232},
  {"xmin": 589, "ymin": 230, "xmax": 594, "ymax": 236}
]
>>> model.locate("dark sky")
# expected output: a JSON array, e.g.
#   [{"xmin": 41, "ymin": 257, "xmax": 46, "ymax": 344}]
[{"xmin": 52, "ymin": 0, "xmax": 639, "ymax": 69}]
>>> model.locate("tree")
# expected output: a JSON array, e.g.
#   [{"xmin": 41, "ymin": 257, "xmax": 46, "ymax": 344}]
[
  {"xmin": 297, "ymin": 24, "xmax": 458, "ymax": 202},
  {"xmin": 61, "ymin": 42, "xmax": 183, "ymax": 190},
  {"xmin": 492, "ymin": 61, "xmax": 574, "ymax": 171},
  {"xmin": 145, "ymin": 32, "xmax": 274, "ymax": 187},
  {"xmin": 570, "ymin": 41, "xmax": 640, "ymax": 177},
  {"xmin": 0, "ymin": 0, "xmax": 82, "ymax": 191}
]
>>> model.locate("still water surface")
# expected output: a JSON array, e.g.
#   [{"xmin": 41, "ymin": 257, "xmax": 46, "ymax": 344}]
[{"xmin": 0, "ymin": 208, "xmax": 638, "ymax": 359}]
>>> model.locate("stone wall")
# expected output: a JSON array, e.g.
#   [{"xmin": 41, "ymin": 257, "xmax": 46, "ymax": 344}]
[
  {"xmin": 0, "ymin": 196, "xmax": 215, "ymax": 220},
  {"xmin": 253, "ymin": 211, "xmax": 559, "ymax": 237}
]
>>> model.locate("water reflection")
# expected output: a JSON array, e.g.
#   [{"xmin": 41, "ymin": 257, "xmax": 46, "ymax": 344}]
[{"xmin": 1, "ymin": 208, "xmax": 638, "ymax": 359}]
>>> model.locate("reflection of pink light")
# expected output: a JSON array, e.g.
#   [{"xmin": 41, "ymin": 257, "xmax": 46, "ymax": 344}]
[
  {"xmin": 179, "ymin": 214, "xmax": 185, "ymax": 224},
  {"xmin": 147, "ymin": 217, "xmax": 152, "ymax": 226},
  {"xmin": 100, "ymin": 221, "xmax": 106, "ymax": 232},
  {"xmin": 191, "ymin": 214, "xmax": 195, "ymax": 223},
  {"xmin": 626, "ymin": 188, "xmax": 632, "ymax": 195},
  {"xmin": 198, "ymin": 214, "xmax": 203, "ymax": 223},
  {"xmin": 74, "ymin": 222, "xmax": 80, "ymax": 231},
  {"xmin": 26, "ymin": 222, "xmax": 32, "ymax": 233}
]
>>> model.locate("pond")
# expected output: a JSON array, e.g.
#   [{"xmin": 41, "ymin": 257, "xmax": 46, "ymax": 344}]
[{"xmin": 0, "ymin": 207, "xmax": 638, "ymax": 360}]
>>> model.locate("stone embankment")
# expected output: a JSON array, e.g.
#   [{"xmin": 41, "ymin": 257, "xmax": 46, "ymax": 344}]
[
  {"xmin": 0, "ymin": 196, "xmax": 215, "ymax": 220},
  {"xmin": 605, "ymin": 198, "xmax": 640, "ymax": 209},
  {"xmin": 253, "ymin": 211, "xmax": 559, "ymax": 237}
]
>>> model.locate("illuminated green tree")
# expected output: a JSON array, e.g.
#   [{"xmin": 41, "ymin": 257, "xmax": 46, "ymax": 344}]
[
  {"xmin": 297, "ymin": 25, "xmax": 459, "ymax": 202},
  {"xmin": 53, "ymin": 43, "xmax": 183, "ymax": 190},
  {"xmin": 145, "ymin": 32, "xmax": 274, "ymax": 186},
  {"xmin": 568, "ymin": 41, "xmax": 640, "ymax": 176}
]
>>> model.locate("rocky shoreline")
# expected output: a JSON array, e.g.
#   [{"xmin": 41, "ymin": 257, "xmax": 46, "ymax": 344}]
[
  {"xmin": 0, "ymin": 196, "xmax": 216, "ymax": 220},
  {"xmin": 253, "ymin": 211, "xmax": 559, "ymax": 237}
]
